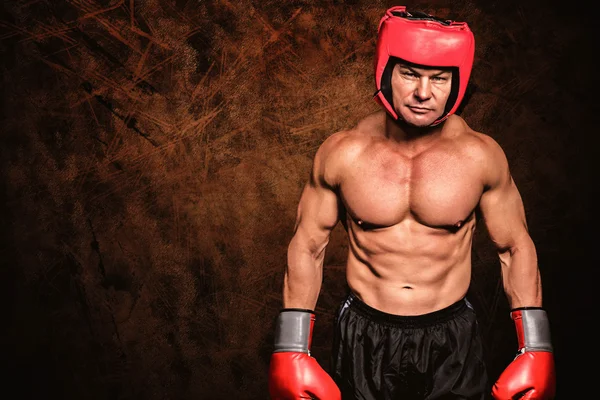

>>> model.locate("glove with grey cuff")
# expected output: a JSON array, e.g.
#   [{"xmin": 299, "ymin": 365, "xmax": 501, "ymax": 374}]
[
  {"xmin": 492, "ymin": 308, "xmax": 556, "ymax": 399},
  {"xmin": 268, "ymin": 309, "xmax": 341, "ymax": 400}
]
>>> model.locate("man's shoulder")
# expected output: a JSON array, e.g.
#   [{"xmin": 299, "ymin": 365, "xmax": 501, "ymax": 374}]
[
  {"xmin": 321, "ymin": 128, "xmax": 369, "ymax": 150},
  {"xmin": 449, "ymin": 116, "xmax": 505, "ymax": 159},
  {"xmin": 318, "ymin": 112, "xmax": 383, "ymax": 159},
  {"xmin": 316, "ymin": 129, "xmax": 364, "ymax": 169},
  {"xmin": 449, "ymin": 117, "xmax": 510, "ymax": 184},
  {"xmin": 467, "ymin": 131, "xmax": 507, "ymax": 164}
]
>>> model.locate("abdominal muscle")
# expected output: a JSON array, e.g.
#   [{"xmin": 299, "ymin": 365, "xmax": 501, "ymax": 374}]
[{"xmin": 345, "ymin": 216, "xmax": 475, "ymax": 316}]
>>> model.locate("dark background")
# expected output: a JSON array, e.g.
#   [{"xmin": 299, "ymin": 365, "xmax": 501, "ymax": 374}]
[{"xmin": 1, "ymin": 0, "xmax": 595, "ymax": 399}]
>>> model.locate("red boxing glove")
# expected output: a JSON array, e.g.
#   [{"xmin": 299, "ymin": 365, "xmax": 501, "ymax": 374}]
[
  {"xmin": 268, "ymin": 309, "xmax": 341, "ymax": 400},
  {"xmin": 492, "ymin": 308, "xmax": 556, "ymax": 400}
]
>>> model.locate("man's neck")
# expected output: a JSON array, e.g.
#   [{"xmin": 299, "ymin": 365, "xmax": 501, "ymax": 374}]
[{"xmin": 384, "ymin": 115, "xmax": 446, "ymax": 154}]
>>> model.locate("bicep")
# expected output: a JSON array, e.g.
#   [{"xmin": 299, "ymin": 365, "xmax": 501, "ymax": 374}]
[
  {"xmin": 477, "ymin": 135, "xmax": 530, "ymax": 250},
  {"xmin": 479, "ymin": 175, "xmax": 529, "ymax": 251},
  {"xmin": 292, "ymin": 177, "xmax": 340, "ymax": 254},
  {"xmin": 291, "ymin": 135, "xmax": 345, "ymax": 253}
]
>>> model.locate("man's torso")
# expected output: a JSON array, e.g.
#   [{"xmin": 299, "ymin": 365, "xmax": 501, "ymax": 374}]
[{"xmin": 330, "ymin": 112, "xmax": 491, "ymax": 315}]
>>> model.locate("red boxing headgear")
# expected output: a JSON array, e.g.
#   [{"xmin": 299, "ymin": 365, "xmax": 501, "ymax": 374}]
[{"xmin": 374, "ymin": 6, "xmax": 475, "ymax": 125}]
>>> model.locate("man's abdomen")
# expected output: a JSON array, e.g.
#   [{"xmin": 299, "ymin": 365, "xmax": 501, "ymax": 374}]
[{"xmin": 345, "ymin": 219, "xmax": 475, "ymax": 316}]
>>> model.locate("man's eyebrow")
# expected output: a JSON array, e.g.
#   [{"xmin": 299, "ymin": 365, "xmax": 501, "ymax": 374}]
[
  {"xmin": 398, "ymin": 65, "xmax": 450, "ymax": 76},
  {"xmin": 431, "ymin": 70, "xmax": 451, "ymax": 77},
  {"xmin": 397, "ymin": 65, "xmax": 421, "ymax": 75}
]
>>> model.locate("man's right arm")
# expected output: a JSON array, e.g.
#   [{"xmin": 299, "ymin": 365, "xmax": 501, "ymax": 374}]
[
  {"xmin": 268, "ymin": 133, "xmax": 345, "ymax": 400},
  {"xmin": 284, "ymin": 133, "xmax": 344, "ymax": 310}
]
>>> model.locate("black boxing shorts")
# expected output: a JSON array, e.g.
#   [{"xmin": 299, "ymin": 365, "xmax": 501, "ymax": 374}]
[{"xmin": 331, "ymin": 293, "xmax": 489, "ymax": 400}]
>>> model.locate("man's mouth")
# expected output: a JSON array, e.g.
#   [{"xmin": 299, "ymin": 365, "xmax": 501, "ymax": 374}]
[{"xmin": 408, "ymin": 106, "xmax": 431, "ymax": 114}]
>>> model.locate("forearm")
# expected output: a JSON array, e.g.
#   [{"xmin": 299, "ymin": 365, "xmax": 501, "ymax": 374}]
[
  {"xmin": 271, "ymin": 238, "xmax": 341, "ymax": 400},
  {"xmin": 499, "ymin": 236, "xmax": 542, "ymax": 308},
  {"xmin": 493, "ymin": 238, "xmax": 555, "ymax": 399},
  {"xmin": 283, "ymin": 235, "xmax": 327, "ymax": 310}
]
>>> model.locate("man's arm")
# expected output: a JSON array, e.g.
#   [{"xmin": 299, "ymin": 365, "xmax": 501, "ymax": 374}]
[
  {"xmin": 284, "ymin": 133, "xmax": 343, "ymax": 310},
  {"xmin": 477, "ymin": 135, "xmax": 541, "ymax": 308},
  {"xmin": 268, "ymin": 133, "xmax": 345, "ymax": 400},
  {"xmin": 478, "ymin": 134, "xmax": 556, "ymax": 399}
]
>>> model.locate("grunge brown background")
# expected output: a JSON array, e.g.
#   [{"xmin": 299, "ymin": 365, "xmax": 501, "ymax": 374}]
[{"xmin": 1, "ymin": 0, "xmax": 594, "ymax": 399}]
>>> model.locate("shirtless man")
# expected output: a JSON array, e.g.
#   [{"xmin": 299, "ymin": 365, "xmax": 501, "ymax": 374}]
[{"xmin": 268, "ymin": 6, "xmax": 556, "ymax": 400}]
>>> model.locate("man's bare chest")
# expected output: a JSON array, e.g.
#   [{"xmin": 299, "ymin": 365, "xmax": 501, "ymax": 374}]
[{"xmin": 339, "ymin": 150, "xmax": 484, "ymax": 229}]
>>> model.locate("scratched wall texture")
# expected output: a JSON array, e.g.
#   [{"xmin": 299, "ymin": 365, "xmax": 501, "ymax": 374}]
[{"xmin": 0, "ymin": 0, "xmax": 594, "ymax": 399}]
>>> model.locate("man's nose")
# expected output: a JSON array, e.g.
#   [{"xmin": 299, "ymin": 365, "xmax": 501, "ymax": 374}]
[{"xmin": 414, "ymin": 78, "xmax": 432, "ymax": 101}]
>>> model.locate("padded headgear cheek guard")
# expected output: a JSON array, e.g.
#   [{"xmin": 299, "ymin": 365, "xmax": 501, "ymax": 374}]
[{"xmin": 373, "ymin": 6, "xmax": 475, "ymax": 125}]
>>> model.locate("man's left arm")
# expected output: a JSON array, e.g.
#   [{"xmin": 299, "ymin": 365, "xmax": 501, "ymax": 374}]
[
  {"xmin": 478, "ymin": 137, "xmax": 540, "ymax": 308},
  {"xmin": 478, "ymin": 134, "xmax": 556, "ymax": 400}
]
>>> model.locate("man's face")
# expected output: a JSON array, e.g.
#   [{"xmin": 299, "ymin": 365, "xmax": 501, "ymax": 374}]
[{"xmin": 390, "ymin": 62, "xmax": 453, "ymax": 127}]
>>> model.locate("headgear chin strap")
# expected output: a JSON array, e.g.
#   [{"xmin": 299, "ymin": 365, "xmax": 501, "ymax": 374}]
[{"xmin": 374, "ymin": 6, "xmax": 475, "ymax": 125}]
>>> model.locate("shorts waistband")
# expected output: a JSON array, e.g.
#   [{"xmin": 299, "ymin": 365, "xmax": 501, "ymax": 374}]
[{"xmin": 345, "ymin": 292, "xmax": 470, "ymax": 328}]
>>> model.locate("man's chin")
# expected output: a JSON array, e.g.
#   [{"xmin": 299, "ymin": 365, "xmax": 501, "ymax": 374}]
[
  {"xmin": 407, "ymin": 120, "xmax": 435, "ymax": 128},
  {"xmin": 397, "ymin": 114, "xmax": 439, "ymax": 128}
]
